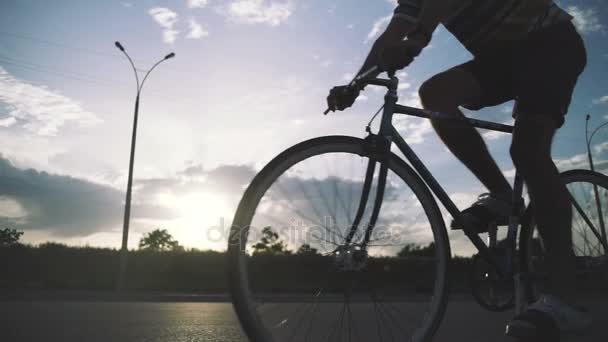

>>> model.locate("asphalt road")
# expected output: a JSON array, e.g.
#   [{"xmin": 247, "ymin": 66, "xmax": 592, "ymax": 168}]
[{"xmin": 1, "ymin": 297, "xmax": 606, "ymax": 342}]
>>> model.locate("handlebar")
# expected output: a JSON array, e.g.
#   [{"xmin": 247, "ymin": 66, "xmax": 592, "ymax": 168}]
[
  {"xmin": 349, "ymin": 65, "xmax": 381, "ymax": 88},
  {"xmin": 325, "ymin": 66, "xmax": 398, "ymax": 115},
  {"xmin": 324, "ymin": 66, "xmax": 380, "ymax": 115}
]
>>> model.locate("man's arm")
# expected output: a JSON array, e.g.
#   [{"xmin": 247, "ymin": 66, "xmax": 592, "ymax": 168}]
[
  {"xmin": 353, "ymin": 17, "xmax": 414, "ymax": 82},
  {"xmin": 353, "ymin": 0, "xmax": 451, "ymax": 82},
  {"xmin": 416, "ymin": 0, "xmax": 449, "ymax": 37}
]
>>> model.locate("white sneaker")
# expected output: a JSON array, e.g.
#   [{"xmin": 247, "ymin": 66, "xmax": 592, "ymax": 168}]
[
  {"xmin": 506, "ymin": 294, "xmax": 592, "ymax": 339},
  {"xmin": 528, "ymin": 294, "xmax": 592, "ymax": 333}
]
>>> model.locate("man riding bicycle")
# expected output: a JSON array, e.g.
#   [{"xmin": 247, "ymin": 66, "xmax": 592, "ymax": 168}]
[{"xmin": 327, "ymin": 0, "xmax": 590, "ymax": 339}]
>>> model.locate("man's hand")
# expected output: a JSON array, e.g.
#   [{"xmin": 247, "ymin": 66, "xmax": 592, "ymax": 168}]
[{"xmin": 326, "ymin": 85, "xmax": 360, "ymax": 112}]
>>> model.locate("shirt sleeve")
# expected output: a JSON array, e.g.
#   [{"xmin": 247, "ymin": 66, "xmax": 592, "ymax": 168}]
[{"xmin": 393, "ymin": 0, "xmax": 423, "ymax": 23}]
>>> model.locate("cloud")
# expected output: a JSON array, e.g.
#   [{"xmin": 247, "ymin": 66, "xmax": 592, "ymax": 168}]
[
  {"xmin": 149, "ymin": 7, "xmax": 178, "ymax": 28},
  {"xmin": 320, "ymin": 59, "xmax": 332, "ymax": 68},
  {"xmin": 365, "ymin": 15, "xmax": 392, "ymax": 44},
  {"xmin": 178, "ymin": 164, "xmax": 206, "ymax": 177},
  {"xmin": 0, "ymin": 67, "xmax": 101, "ymax": 136},
  {"xmin": 480, "ymin": 117, "xmax": 512, "ymax": 141},
  {"xmin": 225, "ymin": 0, "xmax": 294, "ymax": 27},
  {"xmin": 163, "ymin": 30, "xmax": 180, "ymax": 44},
  {"xmin": 0, "ymin": 156, "xmax": 177, "ymax": 237},
  {"xmin": 149, "ymin": 7, "xmax": 180, "ymax": 43},
  {"xmin": 502, "ymin": 150, "xmax": 608, "ymax": 180},
  {"xmin": 593, "ymin": 95, "xmax": 608, "ymax": 105},
  {"xmin": 187, "ymin": 18, "xmax": 209, "ymax": 39},
  {"xmin": 0, "ymin": 157, "xmax": 262, "ymax": 239},
  {"xmin": 593, "ymin": 141, "xmax": 608, "ymax": 155},
  {"xmin": 342, "ymin": 73, "xmax": 355, "ymax": 82},
  {"xmin": 394, "ymin": 116, "xmax": 433, "ymax": 144},
  {"xmin": 0, "ymin": 196, "xmax": 26, "ymax": 219},
  {"xmin": 398, "ymin": 82, "xmax": 411, "ymax": 90},
  {"xmin": 566, "ymin": 6, "xmax": 603, "ymax": 34},
  {"xmin": 482, "ymin": 130, "xmax": 509, "ymax": 141},
  {"xmin": 356, "ymin": 94, "xmax": 369, "ymax": 102},
  {"xmin": 391, "ymin": 91, "xmax": 434, "ymax": 144},
  {"xmin": 0, "ymin": 116, "xmax": 17, "ymax": 127},
  {"xmin": 553, "ymin": 145, "xmax": 608, "ymax": 174},
  {"xmin": 188, "ymin": 0, "xmax": 209, "ymax": 9}
]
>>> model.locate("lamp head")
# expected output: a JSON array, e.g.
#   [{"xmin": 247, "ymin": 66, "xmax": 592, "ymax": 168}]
[
  {"xmin": 115, "ymin": 41, "xmax": 125, "ymax": 52},
  {"xmin": 164, "ymin": 52, "xmax": 176, "ymax": 60}
]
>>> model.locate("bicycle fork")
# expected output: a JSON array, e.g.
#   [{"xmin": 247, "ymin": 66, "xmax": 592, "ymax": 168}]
[
  {"xmin": 344, "ymin": 77, "xmax": 398, "ymax": 249},
  {"xmin": 344, "ymin": 135, "xmax": 391, "ymax": 249}
]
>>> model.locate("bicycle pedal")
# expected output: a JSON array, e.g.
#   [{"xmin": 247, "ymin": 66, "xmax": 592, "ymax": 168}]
[{"xmin": 450, "ymin": 218, "xmax": 498, "ymax": 234}]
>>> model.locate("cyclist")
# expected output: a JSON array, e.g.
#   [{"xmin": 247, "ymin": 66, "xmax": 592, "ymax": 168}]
[{"xmin": 327, "ymin": 0, "xmax": 590, "ymax": 339}]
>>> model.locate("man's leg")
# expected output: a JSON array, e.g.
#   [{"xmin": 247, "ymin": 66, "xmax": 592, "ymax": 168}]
[
  {"xmin": 510, "ymin": 116, "xmax": 575, "ymax": 301},
  {"xmin": 419, "ymin": 68, "xmax": 513, "ymax": 201},
  {"xmin": 504, "ymin": 115, "xmax": 591, "ymax": 339}
]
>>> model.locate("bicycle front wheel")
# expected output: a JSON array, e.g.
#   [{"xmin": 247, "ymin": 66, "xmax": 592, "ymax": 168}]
[{"xmin": 228, "ymin": 136, "xmax": 450, "ymax": 342}]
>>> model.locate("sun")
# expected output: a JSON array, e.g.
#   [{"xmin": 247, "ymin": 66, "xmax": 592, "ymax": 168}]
[{"xmin": 158, "ymin": 192, "xmax": 233, "ymax": 249}]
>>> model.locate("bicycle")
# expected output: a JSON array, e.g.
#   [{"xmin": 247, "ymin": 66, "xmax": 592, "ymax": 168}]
[{"xmin": 227, "ymin": 69, "xmax": 608, "ymax": 342}]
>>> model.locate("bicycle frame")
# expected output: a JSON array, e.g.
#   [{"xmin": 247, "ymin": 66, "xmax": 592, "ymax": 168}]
[
  {"xmin": 341, "ymin": 73, "xmax": 608, "ymax": 282},
  {"xmin": 344, "ymin": 75, "xmax": 525, "ymax": 278}
]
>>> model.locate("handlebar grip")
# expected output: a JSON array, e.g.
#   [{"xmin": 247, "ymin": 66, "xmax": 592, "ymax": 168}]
[{"xmin": 324, "ymin": 108, "xmax": 331, "ymax": 115}]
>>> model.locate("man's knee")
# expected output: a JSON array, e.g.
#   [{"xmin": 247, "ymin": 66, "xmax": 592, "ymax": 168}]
[
  {"xmin": 419, "ymin": 75, "xmax": 454, "ymax": 111},
  {"xmin": 419, "ymin": 69, "xmax": 480, "ymax": 113}
]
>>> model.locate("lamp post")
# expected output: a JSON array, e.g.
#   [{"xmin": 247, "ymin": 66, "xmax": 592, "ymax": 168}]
[{"xmin": 114, "ymin": 41, "xmax": 175, "ymax": 291}]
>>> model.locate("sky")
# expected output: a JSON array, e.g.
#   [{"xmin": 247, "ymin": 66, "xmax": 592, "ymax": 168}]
[{"xmin": 0, "ymin": 0, "xmax": 607, "ymax": 255}]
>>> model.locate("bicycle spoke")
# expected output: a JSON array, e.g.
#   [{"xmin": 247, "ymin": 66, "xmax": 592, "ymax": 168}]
[
  {"xmin": 376, "ymin": 300, "xmax": 397, "ymax": 342},
  {"xmin": 277, "ymin": 302, "xmax": 310, "ymax": 330},
  {"xmin": 345, "ymin": 292, "xmax": 353, "ymax": 342},
  {"xmin": 345, "ymin": 160, "xmax": 377, "ymax": 244},
  {"xmin": 385, "ymin": 302, "xmax": 416, "ymax": 337},
  {"xmin": 385, "ymin": 297, "xmax": 425, "ymax": 327},
  {"xmin": 572, "ymin": 182, "xmax": 608, "ymax": 256},
  {"xmin": 569, "ymin": 192, "xmax": 608, "ymax": 251},
  {"xmin": 312, "ymin": 234, "xmax": 341, "ymax": 247},
  {"xmin": 591, "ymin": 183, "xmax": 608, "ymax": 251},
  {"xmin": 285, "ymin": 303, "xmax": 314, "ymax": 342},
  {"xmin": 274, "ymin": 179, "xmax": 322, "ymax": 226},
  {"xmin": 346, "ymin": 157, "xmax": 355, "ymax": 224},
  {"xmin": 325, "ymin": 302, "xmax": 346, "ymax": 342},
  {"xmin": 303, "ymin": 288, "xmax": 326, "ymax": 342}
]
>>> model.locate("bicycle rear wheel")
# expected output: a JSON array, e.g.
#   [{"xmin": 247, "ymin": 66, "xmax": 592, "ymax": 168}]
[
  {"xmin": 228, "ymin": 136, "xmax": 450, "ymax": 342},
  {"xmin": 520, "ymin": 169, "xmax": 608, "ymax": 297}
]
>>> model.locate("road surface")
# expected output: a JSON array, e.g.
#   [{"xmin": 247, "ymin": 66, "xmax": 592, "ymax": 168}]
[{"xmin": 1, "ymin": 296, "xmax": 606, "ymax": 341}]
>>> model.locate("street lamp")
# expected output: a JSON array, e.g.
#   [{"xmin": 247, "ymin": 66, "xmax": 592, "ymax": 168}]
[{"xmin": 114, "ymin": 41, "xmax": 175, "ymax": 291}]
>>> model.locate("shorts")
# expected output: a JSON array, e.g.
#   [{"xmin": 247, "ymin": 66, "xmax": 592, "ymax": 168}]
[{"xmin": 459, "ymin": 21, "xmax": 587, "ymax": 128}]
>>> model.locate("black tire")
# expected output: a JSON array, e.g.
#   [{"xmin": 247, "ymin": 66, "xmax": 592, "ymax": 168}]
[
  {"xmin": 520, "ymin": 169, "xmax": 608, "ymax": 298},
  {"xmin": 228, "ymin": 136, "xmax": 451, "ymax": 342}
]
